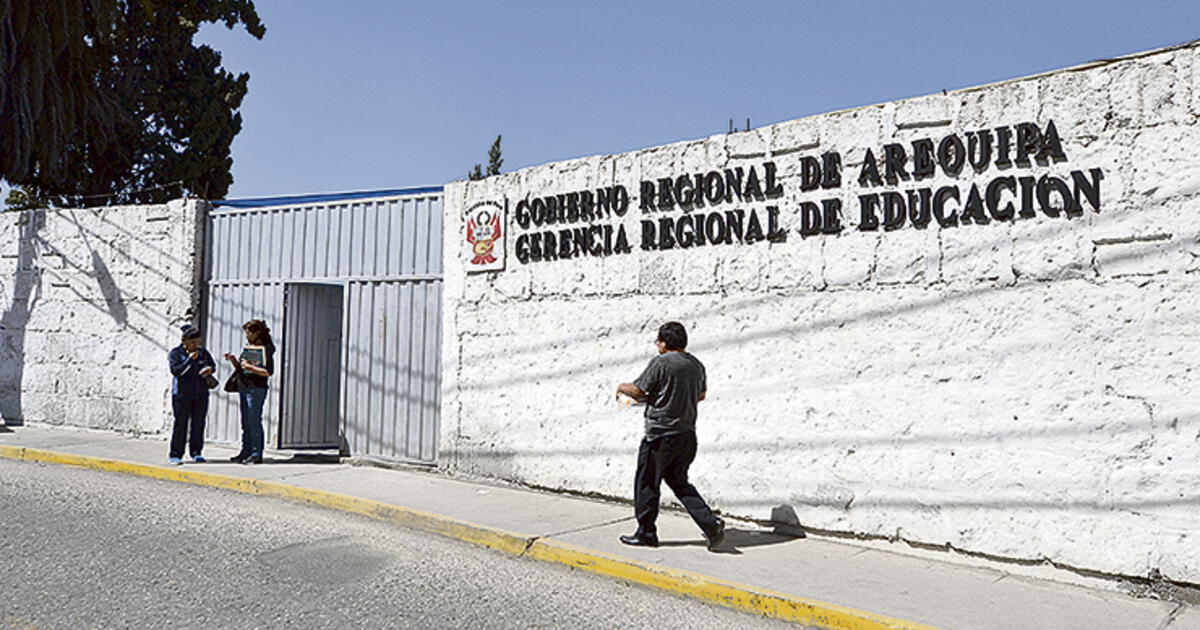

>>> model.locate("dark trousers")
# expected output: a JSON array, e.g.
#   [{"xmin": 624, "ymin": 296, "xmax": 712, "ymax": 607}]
[
  {"xmin": 169, "ymin": 396, "xmax": 208, "ymax": 458},
  {"xmin": 633, "ymin": 431, "xmax": 720, "ymax": 537}
]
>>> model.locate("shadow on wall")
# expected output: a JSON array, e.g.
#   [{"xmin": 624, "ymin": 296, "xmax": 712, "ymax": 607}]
[
  {"xmin": 1, "ymin": 208, "xmax": 141, "ymax": 426},
  {"xmin": 91, "ymin": 250, "xmax": 127, "ymax": 326},
  {"xmin": 0, "ymin": 210, "xmax": 45, "ymax": 426}
]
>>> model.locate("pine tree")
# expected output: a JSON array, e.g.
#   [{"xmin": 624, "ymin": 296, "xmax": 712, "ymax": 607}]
[
  {"xmin": 0, "ymin": 1, "xmax": 266, "ymax": 207},
  {"xmin": 467, "ymin": 135, "xmax": 502, "ymax": 181},
  {"xmin": 486, "ymin": 135, "xmax": 503, "ymax": 176}
]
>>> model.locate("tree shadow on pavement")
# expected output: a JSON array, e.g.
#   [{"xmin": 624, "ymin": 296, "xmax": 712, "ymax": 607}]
[{"xmin": 659, "ymin": 527, "xmax": 805, "ymax": 555}]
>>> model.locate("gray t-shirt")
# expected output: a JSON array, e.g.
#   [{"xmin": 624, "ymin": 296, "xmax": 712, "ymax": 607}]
[{"xmin": 633, "ymin": 351, "xmax": 706, "ymax": 437}]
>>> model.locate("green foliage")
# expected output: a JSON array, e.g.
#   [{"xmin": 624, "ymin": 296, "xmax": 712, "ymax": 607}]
[
  {"xmin": 467, "ymin": 134, "xmax": 502, "ymax": 181},
  {"xmin": 486, "ymin": 135, "xmax": 503, "ymax": 176},
  {"xmin": 0, "ymin": 0, "xmax": 265, "ymax": 207}
]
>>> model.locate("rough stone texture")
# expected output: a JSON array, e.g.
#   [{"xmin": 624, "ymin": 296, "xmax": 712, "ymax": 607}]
[
  {"xmin": 0, "ymin": 200, "xmax": 206, "ymax": 434},
  {"xmin": 442, "ymin": 42, "xmax": 1200, "ymax": 586}
]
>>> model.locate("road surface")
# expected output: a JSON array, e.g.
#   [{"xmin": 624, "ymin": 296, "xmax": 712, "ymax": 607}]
[{"xmin": 0, "ymin": 458, "xmax": 798, "ymax": 629}]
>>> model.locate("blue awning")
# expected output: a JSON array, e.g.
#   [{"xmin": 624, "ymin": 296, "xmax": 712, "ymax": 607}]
[{"xmin": 212, "ymin": 185, "xmax": 444, "ymax": 209}]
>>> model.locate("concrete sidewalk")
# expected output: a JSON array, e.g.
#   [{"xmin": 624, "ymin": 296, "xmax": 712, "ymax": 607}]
[{"xmin": 2, "ymin": 424, "xmax": 1196, "ymax": 630}]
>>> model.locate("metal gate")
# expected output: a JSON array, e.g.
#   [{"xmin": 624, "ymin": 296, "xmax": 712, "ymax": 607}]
[
  {"xmin": 280, "ymin": 283, "xmax": 344, "ymax": 450},
  {"xmin": 202, "ymin": 187, "xmax": 444, "ymax": 464}
]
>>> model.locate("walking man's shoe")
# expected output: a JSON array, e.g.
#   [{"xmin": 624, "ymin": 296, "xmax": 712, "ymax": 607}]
[
  {"xmin": 167, "ymin": 457, "xmax": 183, "ymax": 466},
  {"xmin": 618, "ymin": 533, "xmax": 660, "ymax": 547},
  {"xmin": 191, "ymin": 455, "xmax": 206, "ymax": 464},
  {"xmin": 705, "ymin": 518, "xmax": 726, "ymax": 551}
]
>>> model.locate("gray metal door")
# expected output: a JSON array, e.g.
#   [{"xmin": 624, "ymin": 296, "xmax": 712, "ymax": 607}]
[{"xmin": 279, "ymin": 283, "xmax": 344, "ymax": 449}]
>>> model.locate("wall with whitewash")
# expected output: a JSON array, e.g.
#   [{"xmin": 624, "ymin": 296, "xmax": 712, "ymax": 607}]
[
  {"xmin": 442, "ymin": 42, "xmax": 1200, "ymax": 584},
  {"xmin": 0, "ymin": 200, "xmax": 206, "ymax": 434}
]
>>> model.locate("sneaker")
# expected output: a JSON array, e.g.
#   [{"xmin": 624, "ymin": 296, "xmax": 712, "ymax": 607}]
[
  {"xmin": 230, "ymin": 453, "xmax": 248, "ymax": 463},
  {"xmin": 191, "ymin": 455, "xmax": 206, "ymax": 464},
  {"xmin": 167, "ymin": 457, "xmax": 183, "ymax": 466},
  {"xmin": 705, "ymin": 518, "xmax": 726, "ymax": 551},
  {"xmin": 242, "ymin": 456, "xmax": 263, "ymax": 465}
]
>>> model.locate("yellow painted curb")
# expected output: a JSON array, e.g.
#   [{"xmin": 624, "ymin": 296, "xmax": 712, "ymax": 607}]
[
  {"xmin": 0, "ymin": 445, "xmax": 940, "ymax": 630},
  {"xmin": 527, "ymin": 538, "xmax": 939, "ymax": 630}
]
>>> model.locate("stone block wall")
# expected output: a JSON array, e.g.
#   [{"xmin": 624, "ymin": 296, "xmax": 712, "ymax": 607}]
[
  {"xmin": 0, "ymin": 199, "xmax": 206, "ymax": 433},
  {"xmin": 442, "ymin": 43, "xmax": 1200, "ymax": 584}
]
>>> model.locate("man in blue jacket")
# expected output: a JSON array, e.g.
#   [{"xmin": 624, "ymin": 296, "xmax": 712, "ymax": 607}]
[{"xmin": 167, "ymin": 325, "xmax": 216, "ymax": 465}]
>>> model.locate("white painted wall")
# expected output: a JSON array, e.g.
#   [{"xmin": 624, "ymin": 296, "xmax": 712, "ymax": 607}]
[
  {"xmin": 0, "ymin": 200, "xmax": 206, "ymax": 434},
  {"xmin": 442, "ymin": 43, "xmax": 1200, "ymax": 584}
]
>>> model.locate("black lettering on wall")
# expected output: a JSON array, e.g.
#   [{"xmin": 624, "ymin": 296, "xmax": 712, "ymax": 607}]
[
  {"xmin": 986, "ymin": 176, "xmax": 1017, "ymax": 221},
  {"xmin": 933, "ymin": 185, "xmax": 960, "ymax": 227},
  {"xmin": 800, "ymin": 202, "xmax": 822, "ymax": 237},
  {"xmin": 676, "ymin": 214, "xmax": 696, "ymax": 247},
  {"xmin": 744, "ymin": 167, "xmax": 764, "ymax": 201},
  {"xmin": 908, "ymin": 188, "xmax": 932, "ymax": 229},
  {"xmin": 725, "ymin": 210, "xmax": 746, "ymax": 242},
  {"xmin": 859, "ymin": 148, "xmax": 883, "ymax": 187},
  {"xmin": 937, "ymin": 134, "xmax": 966, "ymax": 175},
  {"xmin": 995, "ymin": 126, "xmax": 1013, "ymax": 167},
  {"xmin": 704, "ymin": 172, "xmax": 726, "ymax": 205},
  {"xmin": 800, "ymin": 157, "xmax": 822, "ymax": 192},
  {"xmin": 821, "ymin": 198, "xmax": 843, "ymax": 234},
  {"xmin": 967, "ymin": 130, "xmax": 993, "ymax": 171},
  {"xmin": 724, "ymin": 168, "xmax": 744, "ymax": 203},
  {"xmin": 764, "ymin": 161, "xmax": 785, "ymax": 198},
  {"xmin": 657, "ymin": 177, "xmax": 676, "ymax": 210},
  {"xmin": 882, "ymin": 191, "xmax": 907, "ymax": 230},
  {"xmin": 516, "ymin": 234, "xmax": 531, "ymax": 264},
  {"xmin": 858, "ymin": 194, "xmax": 880, "ymax": 232},
  {"xmin": 1071, "ymin": 168, "xmax": 1103, "ymax": 212},
  {"xmin": 960, "ymin": 184, "xmax": 989, "ymax": 225},
  {"xmin": 1015, "ymin": 122, "xmax": 1042, "ymax": 166},
  {"xmin": 883, "ymin": 143, "xmax": 908, "ymax": 184},
  {"xmin": 705, "ymin": 211, "xmax": 729, "ymax": 244},
  {"xmin": 912, "ymin": 139, "xmax": 936, "ymax": 180},
  {"xmin": 745, "ymin": 209, "xmax": 765, "ymax": 242},
  {"xmin": 1039, "ymin": 120, "xmax": 1068, "ymax": 162},
  {"xmin": 658, "ymin": 216, "xmax": 677, "ymax": 249},
  {"xmin": 766, "ymin": 206, "xmax": 787, "ymax": 242},
  {"xmin": 613, "ymin": 185, "xmax": 630, "ymax": 215},
  {"xmin": 641, "ymin": 219, "xmax": 657, "ymax": 250},
  {"xmin": 516, "ymin": 198, "xmax": 532, "ymax": 229},
  {"xmin": 822, "ymin": 152, "xmax": 842, "ymax": 188},
  {"xmin": 640, "ymin": 181, "xmax": 657, "ymax": 211}
]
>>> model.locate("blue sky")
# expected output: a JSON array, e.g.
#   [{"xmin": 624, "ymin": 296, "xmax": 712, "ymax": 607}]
[{"xmin": 193, "ymin": 2, "xmax": 1197, "ymax": 199}]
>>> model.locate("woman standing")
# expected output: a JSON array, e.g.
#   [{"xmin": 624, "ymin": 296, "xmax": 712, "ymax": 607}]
[
  {"xmin": 167, "ymin": 325, "xmax": 216, "ymax": 465},
  {"xmin": 224, "ymin": 319, "xmax": 276, "ymax": 464}
]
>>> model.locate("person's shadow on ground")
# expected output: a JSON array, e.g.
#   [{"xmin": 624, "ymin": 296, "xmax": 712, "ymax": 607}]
[{"xmin": 659, "ymin": 527, "xmax": 805, "ymax": 555}]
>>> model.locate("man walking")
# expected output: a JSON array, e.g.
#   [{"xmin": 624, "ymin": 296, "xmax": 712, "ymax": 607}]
[{"xmin": 615, "ymin": 321, "xmax": 725, "ymax": 550}]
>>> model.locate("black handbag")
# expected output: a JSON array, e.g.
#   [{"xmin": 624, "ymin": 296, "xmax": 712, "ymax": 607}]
[
  {"xmin": 223, "ymin": 369, "xmax": 241, "ymax": 393},
  {"xmin": 204, "ymin": 373, "xmax": 219, "ymax": 390}
]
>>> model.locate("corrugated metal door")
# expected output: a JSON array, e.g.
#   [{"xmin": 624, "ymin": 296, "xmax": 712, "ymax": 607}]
[
  {"xmin": 280, "ymin": 283, "xmax": 343, "ymax": 449},
  {"xmin": 342, "ymin": 280, "xmax": 441, "ymax": 463},
  {"xmin": 201, "ymin": 189, "xmax": 443, "ymax": 464}
]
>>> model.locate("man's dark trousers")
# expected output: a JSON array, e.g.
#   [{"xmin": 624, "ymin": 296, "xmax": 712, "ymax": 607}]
[
  {"xmin": 634, "ymin": 431, "xmax": 721, "ymax": 537},
  {"xmin": 170, "ymin": 396, "xmax": 208, "ymax": 459}
]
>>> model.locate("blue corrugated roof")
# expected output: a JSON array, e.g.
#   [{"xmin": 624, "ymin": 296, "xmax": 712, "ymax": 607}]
[{"xmin": 212, "ymin": 185, "xmax": 444, "ymax": 209}]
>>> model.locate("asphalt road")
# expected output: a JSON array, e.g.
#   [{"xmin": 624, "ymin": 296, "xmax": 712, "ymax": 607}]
[{"xmin": 0, "ymin": 458, "xmax": 798, "ymax": 630}]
